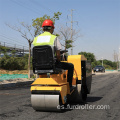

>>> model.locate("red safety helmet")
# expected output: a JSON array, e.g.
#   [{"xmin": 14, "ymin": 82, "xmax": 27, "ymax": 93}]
[{"xmin": 42, "ymin": 19, "xmax": 55, "ymax": 28}]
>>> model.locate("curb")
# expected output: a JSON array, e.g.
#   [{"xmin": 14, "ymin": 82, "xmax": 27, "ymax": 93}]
[
  {"xmin": 92, "ymin": 71, "xmax": 119, "ymax": 76},
  {"xmin": 0, "ymin": 80, "xmax": 34, "ymax": 90}
]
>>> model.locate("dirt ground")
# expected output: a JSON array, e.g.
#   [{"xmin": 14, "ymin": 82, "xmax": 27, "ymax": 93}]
[
  {"xmin": 0, "ymin": 78, "xmax": 33, "ymax": 84},
  {"xmin": 0, "ymin": 69, "xmax": 28, "ymax": 74}
]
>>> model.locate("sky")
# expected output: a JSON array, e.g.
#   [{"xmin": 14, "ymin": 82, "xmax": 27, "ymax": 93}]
[{"xmin": 0, "ymin": 0, "xmax": 120, "ymax": 61}]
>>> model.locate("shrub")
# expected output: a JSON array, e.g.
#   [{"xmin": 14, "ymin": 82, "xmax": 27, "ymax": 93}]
[{"xmin": 0, "ymin": 56, "xmax": 28, "ymax": 70}]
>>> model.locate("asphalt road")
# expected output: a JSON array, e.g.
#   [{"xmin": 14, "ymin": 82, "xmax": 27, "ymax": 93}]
[{"xmin": 0, "ymin": 72, "xmax": 120, "ymax": 120}]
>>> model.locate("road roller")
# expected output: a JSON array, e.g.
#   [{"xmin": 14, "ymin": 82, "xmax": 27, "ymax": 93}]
[{"xmin": 31, "ymin": 45, "xmax": 92, "ymax": 111}]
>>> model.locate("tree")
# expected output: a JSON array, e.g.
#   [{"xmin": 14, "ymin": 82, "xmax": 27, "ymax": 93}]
[
  {"xmin": 6, "ymin": 12, "xmax": 61, "ymax": 78},
  {"xmin": 100, "ymin": 59, "xmax": 117, "ymax": 69},
  {"xmin": 57, "ymin": 25, "xmax": 81, "ymax": 51},
  {"xmin": 11, "ymin": 50, "xmax": 16, "ymax": 57},
  {"xmin": 32, "ymin": 12, "xmax": 62, "ymax": 36},
  {"xmin": 92, "ymin": 60, "xmax": 101, "ymax": 68},
  {"xmin": 78, "ymin": 51, "xmax": 96, "ymax": 62},
  {"xmin": 0, "ymin": 46, "xmax": 9, "ymax": 57}
]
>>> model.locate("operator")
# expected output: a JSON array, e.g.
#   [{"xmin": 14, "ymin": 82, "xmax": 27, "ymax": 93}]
[{"xmin": 32, "ymin": 19, "xmax": 74, "ymax": 90}]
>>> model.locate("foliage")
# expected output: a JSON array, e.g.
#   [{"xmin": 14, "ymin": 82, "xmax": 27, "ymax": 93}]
[
  {"xmin": 58, "ymin": 26, "xmax": 81, "ymax": 50},
  {"xmin": 11, "ymin": 50, "xmax": 16, "ymax": 57},
  {"xmin": 98, "ymin": 59, "xmax": 117, "ymax": 69},
  {"xmin": 0, "ymin": 46, "xmax": 9, "ymax": 56},
  {"xmin": 6, "ymin": 12, "xmax": 61, "ymax": 78},
  {"xmin": 78, "ymin": 51, "xmax": 96, "ymax": 62},
  {"xmin": 0, "ymin": 50, "xmax": 118, "ymax": 70},
  {"xmin": 0, "ymin": 57, "xmax": 24, "ymax": 70},
  {"xmin": 78, "ymin": 51, "xmax": 117, "ymax": 69},
  {"xmin": 32, "ymin": 12, "xmax": 62, "ymax": 37},
  {"xmin": 66, "ymin": 40, "xmax": 73, "ymax": 49},
  {"xmin": 1, "ymin": 45, "xmax": 117, "ymax": 71},
  {"xmin": 0, "ymin": 46, "xmax": 28, "ymax": 70}
]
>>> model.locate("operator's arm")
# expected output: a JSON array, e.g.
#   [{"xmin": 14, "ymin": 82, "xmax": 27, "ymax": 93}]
[{"xmin": 54, "ymin": 37, "xmax": 62, "ymax": 62}]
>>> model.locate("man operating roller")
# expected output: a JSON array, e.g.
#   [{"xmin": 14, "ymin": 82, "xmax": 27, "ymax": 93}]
[{"xmin": 32, "ymin": 19, "xmax": 74, "ymax": 90}]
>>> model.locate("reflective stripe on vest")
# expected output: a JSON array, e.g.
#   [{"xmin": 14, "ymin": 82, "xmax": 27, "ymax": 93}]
[{"xmin": 33, "ymin": 32, "xmax": 57, "ymax": 46}]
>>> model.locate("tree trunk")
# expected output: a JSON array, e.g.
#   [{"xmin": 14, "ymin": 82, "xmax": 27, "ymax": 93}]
[
  {"xmin": 28, "ymin": 41, "xmax": 31, "ymax": 79},
  {"xmin": 65, "ymin": 39, "xmax": 66, "ymax": 50}
]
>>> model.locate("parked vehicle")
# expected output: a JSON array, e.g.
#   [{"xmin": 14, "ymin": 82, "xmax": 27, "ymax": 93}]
[{"xmin": 93, "ymin": 65, "xmax": 105, "ymax": 72}]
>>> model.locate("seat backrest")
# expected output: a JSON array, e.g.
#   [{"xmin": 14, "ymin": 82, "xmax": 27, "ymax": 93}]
[{"xmin": 32, "ymin": 45, "xmax": 55, "ymax": 74}]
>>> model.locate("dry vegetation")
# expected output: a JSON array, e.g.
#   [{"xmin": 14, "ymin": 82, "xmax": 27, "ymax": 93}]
[{"xmin": 0, "ymin": 69, "xmax": 28, "ymax": 74}]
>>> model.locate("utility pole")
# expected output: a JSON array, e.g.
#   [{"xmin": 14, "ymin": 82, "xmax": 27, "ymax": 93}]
[
  {"xmin": 119, "ymin": 47, "xmax": 120, "ymax": 70},
  {"xmin": 114, "ymin": 50, "xmax": 119, "ymax": 70},
  {"xmin": 114, "ymin": 50, "xmax": 116, "ymax": 62},
  {"xmin": 101, "ymin": 57, "xmax": 103, "ymax": 66},
  {"xmin": 67, "ymin": 9, "xmax": 78, "ymax": 55}
]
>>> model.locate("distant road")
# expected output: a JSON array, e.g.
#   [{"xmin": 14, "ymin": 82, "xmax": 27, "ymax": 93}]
[{"xmin": 0, "ymin": 73, "xmax": 120, "ymax": 120}]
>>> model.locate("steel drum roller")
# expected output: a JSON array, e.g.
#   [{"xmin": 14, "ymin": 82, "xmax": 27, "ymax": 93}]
[{"xmin": 31, "ymin": 94, "xmax": 61, "ymax": 111}]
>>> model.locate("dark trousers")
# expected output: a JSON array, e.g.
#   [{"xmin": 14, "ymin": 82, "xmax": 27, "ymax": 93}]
[{"xmin": 55, "ymin": 61, "xmax": 74, "ymax": 87}]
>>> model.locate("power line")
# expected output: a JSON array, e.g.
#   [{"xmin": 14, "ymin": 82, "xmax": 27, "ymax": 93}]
[
  {"xmin": 29, "ymin": 0, "xmax": 54, "ymax": 14},
  {"xmin": 0, "ymin": 39, "xmax": 29, "ymax": 50},
  {"xmin": 11, "ymin": 0, "xmax": 40, "ymax": 15},
  {"xmin": 0, "ymin": 34, "xmax": 28, "ymax": 47},
  {"xmin": 0, "ymin": 38, "xmax": 29, "ymax": 49},
  {"xmin": 11, "ymin": 0, "xmax": 65, "ymax": 22},
  {"xmin": 9, "ymin": 0, "xmax": 67, "ymax": 39},
  {"xmin": 0, "ymin": 39, "xmax": 28, "ymax": 48},
  {"xmin": 0, "ymin": 41, "xmax": 29, "ymax": 49},
  {"xmin": 29, "ymin": 0, "xmax": 68, "ymax": 22}
]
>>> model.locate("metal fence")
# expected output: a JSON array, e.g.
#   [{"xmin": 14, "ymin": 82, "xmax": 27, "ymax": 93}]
[{"xmin": 0, "ymin": 41, "xmax": 29, "ymax": 56}]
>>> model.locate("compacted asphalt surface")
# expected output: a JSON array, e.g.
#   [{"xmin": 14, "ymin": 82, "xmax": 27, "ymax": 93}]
[{"xmin": 0, "ymin": 72, "xmax": 120, "ymax": 120}]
